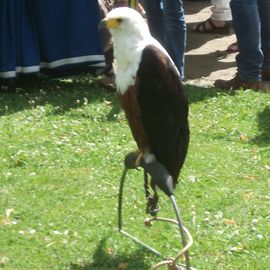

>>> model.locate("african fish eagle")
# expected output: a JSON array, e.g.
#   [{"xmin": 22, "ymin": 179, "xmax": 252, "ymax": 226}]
[{"xmin": 100, "ymin": 7, "xmax": 189, "ymax": 214}]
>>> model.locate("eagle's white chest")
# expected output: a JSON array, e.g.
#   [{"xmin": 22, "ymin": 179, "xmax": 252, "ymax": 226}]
[{"xmin": 113, "ymin": 39, "xmax": 144, "ymax": 94}]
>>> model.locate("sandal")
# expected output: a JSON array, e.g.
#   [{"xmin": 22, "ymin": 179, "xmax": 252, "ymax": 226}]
[
  {"xmin": 193, "ymin": 18, "xmax": 233, "ymax": 35},
  {"xmin": 226, "ymin": 42, "xmax": 239, "ymax": 53}
]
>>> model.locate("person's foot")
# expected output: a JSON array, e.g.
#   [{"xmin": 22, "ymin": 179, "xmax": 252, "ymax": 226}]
[
  {"xmin": 192, "ymin": 18, "xmax": 233, "ymax": 34},
  {"xmin": 214, "ymin": 74, "xmax": 262, "ymax": 90}
]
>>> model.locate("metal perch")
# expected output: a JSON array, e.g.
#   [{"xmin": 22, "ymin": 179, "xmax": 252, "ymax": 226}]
[{"xmin": 118, "ymin": 152, "xmax": 194, "ymax": 270}]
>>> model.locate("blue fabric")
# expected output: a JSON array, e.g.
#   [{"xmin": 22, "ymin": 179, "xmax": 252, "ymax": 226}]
[
  {"xmin": 141, "ymin": 0, "xmax": 186, "ymax": 79},
  {"xmin": 0, "ymin": 0, "xmax": 104, "ymax": 79},
  {"xmin": 230, "ymin": 0, "xmax": 270, "ymax": 81},
  {"xmin": 0, "ymin": 0, "xmax": 40, "ymax": 78}
]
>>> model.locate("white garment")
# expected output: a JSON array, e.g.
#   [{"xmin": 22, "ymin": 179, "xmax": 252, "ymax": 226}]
[{"xmin": 211, "ymin": 0, "xmax": 232, "ymax": 21}]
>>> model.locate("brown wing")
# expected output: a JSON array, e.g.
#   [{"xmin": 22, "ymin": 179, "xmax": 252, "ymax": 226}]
[
  {"xmin": 136, "ymin": 45, "xmax": 189, "ymax": 184},
  {"xmin": 118, "ymin": 83, "xmax": 150, "ymax": 151}
]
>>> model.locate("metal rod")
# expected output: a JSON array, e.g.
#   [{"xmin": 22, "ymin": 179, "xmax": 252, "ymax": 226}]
[
  {"xmin": 170, "ymin": 195, "xmax": 191, "ymax": 270},
  {"xmin": 119, "ymin": 229, "xmax": 163, "ymax": 257},
  {"xmin": 118, "ymin": 167, "xmax": 128, "ymax": 231}
]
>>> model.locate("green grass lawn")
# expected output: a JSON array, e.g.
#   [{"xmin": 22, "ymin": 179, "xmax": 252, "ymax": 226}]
[{"xmin": 0, "ymin": 74, "xmax": 269, "ymax": 270}]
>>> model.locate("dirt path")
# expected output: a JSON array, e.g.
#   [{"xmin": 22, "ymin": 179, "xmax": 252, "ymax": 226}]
[{"xmin": 184, "ymin": 1, "xmax": 237, "ymax": 87}]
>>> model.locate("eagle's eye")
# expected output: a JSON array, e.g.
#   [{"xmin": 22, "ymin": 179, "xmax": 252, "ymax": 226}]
[{"xmin": 116, "ymin": 18, "xmax": 123, "ymax": 23}]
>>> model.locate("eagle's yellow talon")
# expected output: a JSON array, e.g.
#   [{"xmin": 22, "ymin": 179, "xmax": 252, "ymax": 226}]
[{"xmin": 135, "ymin": 150, "xmax": 144, "ymax": 167}]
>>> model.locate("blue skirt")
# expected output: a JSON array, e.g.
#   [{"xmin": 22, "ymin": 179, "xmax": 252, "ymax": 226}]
[{"xmin": 0, "ymin": 0, "xmax": 105, "ymax": 79}]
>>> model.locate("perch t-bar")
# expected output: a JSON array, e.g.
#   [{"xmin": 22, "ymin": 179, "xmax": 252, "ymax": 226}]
[{"xmin": 117, "ymin": 152, "xmax": 194, "ymax": 270}]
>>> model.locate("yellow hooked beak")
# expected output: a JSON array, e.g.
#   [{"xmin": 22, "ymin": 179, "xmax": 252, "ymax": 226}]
[{"xmin": 99, "ymin": 18, "xmax": 122, "ymax": 30}]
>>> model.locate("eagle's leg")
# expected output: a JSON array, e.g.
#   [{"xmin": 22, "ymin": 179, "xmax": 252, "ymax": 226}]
[
  {"xmin": 134, "ymin": 149, "xmax": 160, "ymax": 216},
  {"xmin": 144, "ymin": 171, "xmax": 151, "ymax": 199},
  {"xmin": 144, "ymin": 171, "xmax": 159, "ymax": 216},
  {"xmin": 144, "ymin": 170, "xmax": 160, "ymax": 216},
  {"xmin": 135, "ymin": 149, "xmax": 144, "ymax": 167},
  {"xmin": 146, "ymin": 179, "xmax": 160, "ymax": 217}
]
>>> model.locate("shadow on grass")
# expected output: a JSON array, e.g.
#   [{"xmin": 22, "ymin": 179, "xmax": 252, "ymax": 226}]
[
  {"xmin": 0, "ymin": 74, "xmax": 121, "ymax": 120},
  {"xmin": 251, "ymin": 106, "xmax": 270, "ymax": 145},
  {"xmin": 185, "ymin": 83, "xmax": 232, "ymax": 104},
  {"xmin": 0, "ymin": 74, "xmax": 227, "ymax": 119},
  {"xmin": 69, "ymin": 238, "xmax": 151, "ymax": 270}
]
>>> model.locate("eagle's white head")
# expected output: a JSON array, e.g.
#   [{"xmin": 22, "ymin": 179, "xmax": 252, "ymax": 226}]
[
  {"xmin": 104, "ymin": 7, "xmax": 150, "ymax": 42},
  {"xmin": 100, "ymin": 7, "xmax": 164, "ymax": 94}
]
